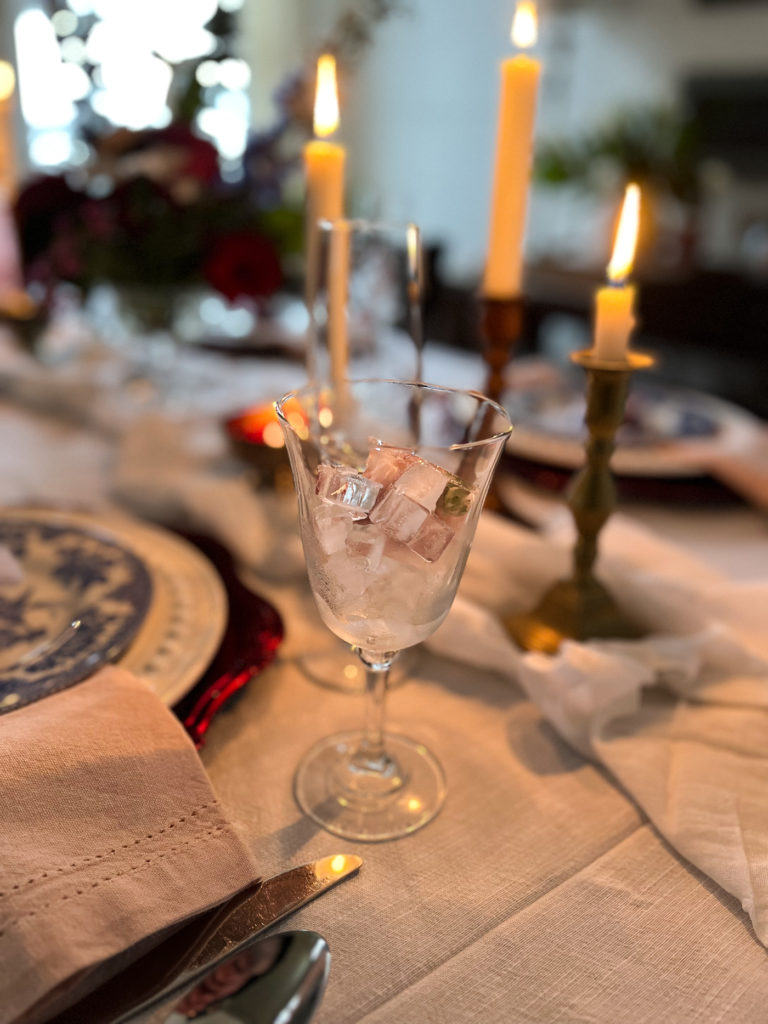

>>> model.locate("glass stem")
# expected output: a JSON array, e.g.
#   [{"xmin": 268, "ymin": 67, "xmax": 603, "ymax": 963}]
[{"xmin": 355, "ymin": 648, "xmax": 396, "ymax": 769}]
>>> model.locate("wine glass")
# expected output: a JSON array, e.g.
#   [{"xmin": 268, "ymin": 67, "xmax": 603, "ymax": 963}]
[
  {"xmin": 277, "ymin": 379, "xmax": 512, "ymax": 841},
  {"xmin": 303, "ymin": 218, "xmax": 425, "ymax": 693},
  {"xmin": 307, "ymin": 218, "xmax": 424, "ymax": 385}
]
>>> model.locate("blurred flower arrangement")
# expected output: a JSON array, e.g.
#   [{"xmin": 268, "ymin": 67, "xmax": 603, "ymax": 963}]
[
  {"xmin": 14, "ymin": 123, "xmax": 298, "ymax": 310},
  {"xmin": 13, "ymin": 0, "xmax": 403, "ymax": 317}
]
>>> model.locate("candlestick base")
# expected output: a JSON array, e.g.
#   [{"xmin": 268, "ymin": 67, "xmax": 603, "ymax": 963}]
[{"xmin": 505, "ymin": 576, "xmax": 645, "ymax": 655}]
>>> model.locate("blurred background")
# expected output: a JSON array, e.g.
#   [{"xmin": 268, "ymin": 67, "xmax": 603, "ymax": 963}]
[{"xmin": 1, "ymin": 0, "xmax": 766, "ymax": 416}]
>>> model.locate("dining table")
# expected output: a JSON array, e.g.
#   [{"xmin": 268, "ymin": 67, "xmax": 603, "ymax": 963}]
[{"xmin": 1, "ymin": 307, "xmax": 767, "ymax": 1024}]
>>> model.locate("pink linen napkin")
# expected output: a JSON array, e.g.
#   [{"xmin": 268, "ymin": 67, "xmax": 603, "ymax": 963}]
[{"xmin": 0, "ymin": 665, "xmax": 260, "ymax": 1024}]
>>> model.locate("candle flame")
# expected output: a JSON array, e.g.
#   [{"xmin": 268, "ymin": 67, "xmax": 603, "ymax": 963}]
[
  {"xmin": 0, "ymin": 62, "xmax": 15, "ymax": 103},
  {"xmin": 511, "ymin": 1, "xmax": 537, "ymax": 50},
  {"xmin": 607, "ymin": 183, "xmax": 641, "ymax": 284},
  {"xmin": 406, "ymin": 222, "xmax": 420, "ymax": 284},
  {"xmin": 313, "ymin": 54, "xmax": 340, "ymax": 138}
]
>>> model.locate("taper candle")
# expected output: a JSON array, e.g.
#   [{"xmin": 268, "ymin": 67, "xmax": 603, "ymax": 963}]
[
  {"xmin": 484, "ymin": 1, "xmax": 541, "ymax": 299},
  {"xmin": 304, "ymin": 55, "xmax": 345, "ymax": 233},
  {"xmin": 593, "ymin": 183, "xmax": 641, "ymax": 362},
  {"xmin": 0, "ymin": 62, "xmax": 17, "ymax": 199},
  {"xmin": 327, "ymin": 220, "xmax": 350, "ymax": 396}
]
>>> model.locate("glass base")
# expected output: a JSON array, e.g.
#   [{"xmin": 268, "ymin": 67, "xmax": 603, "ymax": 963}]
[
  {"xmin": 297, "ymin": 644, "xmax": 418, "ymax": 693},
  {"xmin": 294, "ymin": 730, "xmax": 446, "ymax": 842}
]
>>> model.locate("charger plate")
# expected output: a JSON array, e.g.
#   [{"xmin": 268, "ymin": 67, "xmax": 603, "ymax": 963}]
[
  {"xmin": 0, "ymin": 508, "xmax": 227, "ymax": 708},
  {"xmin": 502, "ymin": 364, "xmax": 762, "ymax": 479}
]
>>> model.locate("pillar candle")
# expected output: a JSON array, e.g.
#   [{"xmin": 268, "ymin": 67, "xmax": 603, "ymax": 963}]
[{"xmin": 483, "ymin": 2, "xmax": 541, "ymax": 299}]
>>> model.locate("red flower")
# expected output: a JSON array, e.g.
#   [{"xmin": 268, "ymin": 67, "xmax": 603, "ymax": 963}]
[{"xmin": 203, "ymin": 231, "xmax": 282, "ymax": 302}]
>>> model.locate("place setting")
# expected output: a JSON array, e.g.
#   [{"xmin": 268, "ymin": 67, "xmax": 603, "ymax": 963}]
[{"xmin": 1, "ymin": 1, "xmax": 768, "ymax": 1022}]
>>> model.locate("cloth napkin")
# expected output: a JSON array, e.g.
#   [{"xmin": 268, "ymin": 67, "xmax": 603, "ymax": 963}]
[
  {"xmin": 428, "ymin": 512, "xmax": 768, "ymax": 944},
  {"xmin": 653, "ymin": 416, "xmax": 768, "ymax": 512},
  {"xmin": 112, "ymin": 412, "xmax": 305, "ymax": 581},
  {"xmin": 0, "ymin": 665, "xmax": 260, "ymax": 1024}
]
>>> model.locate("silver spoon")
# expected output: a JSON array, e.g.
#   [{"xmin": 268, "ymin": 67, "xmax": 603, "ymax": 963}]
[{"xmin": 148, "ymin": 930, "xmax": 330, "ymax": 1023}]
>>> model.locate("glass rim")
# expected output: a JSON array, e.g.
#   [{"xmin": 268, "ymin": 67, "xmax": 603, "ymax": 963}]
[
  {"xmin": 275, "ymin": 378, "xmax": 513, "ymax": 451},
  {"xmin": 315, "ymin": 216, "xmax": 420, "ymax": 238}
]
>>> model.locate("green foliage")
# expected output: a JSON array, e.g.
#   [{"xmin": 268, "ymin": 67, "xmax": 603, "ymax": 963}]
[{"xmin": 534, "ymin": 105, "xmax": 700, "ymax": 203}]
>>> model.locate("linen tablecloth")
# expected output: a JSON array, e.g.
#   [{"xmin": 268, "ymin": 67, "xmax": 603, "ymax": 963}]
[
  {"xmin": 196, "ymin": 509, "xmax": 768, "ymax": 1024},
  {"xmin": 2, "ymin": 332, "xmax": 768, "ymax": 1021}
]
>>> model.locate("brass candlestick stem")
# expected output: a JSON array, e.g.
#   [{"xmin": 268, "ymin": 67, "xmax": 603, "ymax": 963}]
[
  {"xmin": 505, "ymin": 348, "xmax": 654, "ymax": 654},
  {"xmin": 479, "ymin": 295, "xmax": 525, "ymax": 406},
  {"xmin": 478, "ymin": 295, "xmax": 524, "ymax": 514}
]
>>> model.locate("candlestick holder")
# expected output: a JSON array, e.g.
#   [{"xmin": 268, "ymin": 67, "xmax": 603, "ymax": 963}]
[
  {"xmin": 505, "ymin": 347, "xmax": 654, "ymax": 654},
  {"xmin": 479, "ymin": 294, "xmax": 525, "ymax": 406},
  {"xmin": 477, "ymin": 295, "xmax": 525, "ymax": 514}
]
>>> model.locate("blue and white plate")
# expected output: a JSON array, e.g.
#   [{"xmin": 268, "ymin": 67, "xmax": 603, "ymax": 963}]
[{"xmin": 0, "ymin": 514, "xmax": 153, "ymax": 713}]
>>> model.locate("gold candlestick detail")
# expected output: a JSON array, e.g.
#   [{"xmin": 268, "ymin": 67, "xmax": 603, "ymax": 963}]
[{"xmin": 506, "ymin": 348, "xmax": 654, "ymax": 654}]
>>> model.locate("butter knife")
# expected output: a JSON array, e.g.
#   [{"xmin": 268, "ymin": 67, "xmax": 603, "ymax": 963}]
[
  {"xmin": 116, "ymin": 854, "xmax": 361, "ymax": 1023},
  {"xmin": 52, "ymin": 855, "xmax": 362, "ymax": 1024}
]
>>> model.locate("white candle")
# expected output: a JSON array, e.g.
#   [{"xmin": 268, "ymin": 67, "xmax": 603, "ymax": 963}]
[
  {"xmin": 483, "ymin": 1, "xmax": 541, "ymax": 299},
  {"xmin": 0, "ymin": 62, "xmax": 16, "ymax": 200},
  {"xmin": 592, "ymin": 184, "xmax": 641, "ymax": 362},
  {"xmin": 327, "ymin": 220, "xmax": 350, "ymax": 396},
  {"xmin": 304, "ymin": 54, "xmax": 345, "ymax": 312}
]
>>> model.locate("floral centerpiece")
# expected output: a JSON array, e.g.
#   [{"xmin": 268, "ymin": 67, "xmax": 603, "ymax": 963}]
[{"xmin": 14, "ymin": 123, "xmax": 301, "ymax": 320}]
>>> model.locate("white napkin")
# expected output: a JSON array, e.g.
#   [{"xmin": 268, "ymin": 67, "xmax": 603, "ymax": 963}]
[
  {"xmin": 428, "ymin": 512, "xmax": 768, "ymax": 943},
  {"xmin": 112, "ymin": 412, "xmax": 304, "ymax": 578}
]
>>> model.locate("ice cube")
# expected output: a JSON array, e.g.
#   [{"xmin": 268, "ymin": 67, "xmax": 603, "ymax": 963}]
[
  {"xmin": 312, "ymin": 504, "xmax": 351, "ymax": 555},
  {"xmin": 321, "ymin": 550, "xmax": 371, "ymax": 616},
  {"xmin": 394, "ymin": 460, "xmax": 451, "ymax": 511},
  {"xmin": 407, "ymin": 513, "xmax": 454, "ymax": 563},
  {"xmin": 381, "ymin": 536, "xmax": 428, "ymax": 570},
  {"xmin": 369, "ymin": 487, "xmax": 429, "ymax": 543},
  {"xmin": 346, "ymin": 522, "xmax": 386, "ymax": 570},
  {"xmin": 364, "ymin": 446, "xmax": 418, "ymax": 489},
  {"xmin": 316, "ymin": 463, "xmax": 381, "ymax": 516}
]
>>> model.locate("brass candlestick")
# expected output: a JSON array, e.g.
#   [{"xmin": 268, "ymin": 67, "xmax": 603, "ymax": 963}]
[
  {"xmin": 479, "ymin": 295, "xmax": 525, "ymax": 406},
  {"xmin": 478, "ymin": 295, "xmax": 524, "ymax": 514},
  {"xmin": 505, "ymin": 347, "xmax": 654, "ymax": 654}
]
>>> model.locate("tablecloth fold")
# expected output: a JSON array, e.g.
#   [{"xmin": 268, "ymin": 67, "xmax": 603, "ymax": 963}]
[{"xmin": 429, "ymin": 512, "xmax": 768, "ymax": 944}]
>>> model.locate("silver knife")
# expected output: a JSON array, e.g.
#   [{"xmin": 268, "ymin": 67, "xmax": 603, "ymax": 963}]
[{"xmin": 52, "ymin": 854, "xmax": 362, "ymax": 1024}]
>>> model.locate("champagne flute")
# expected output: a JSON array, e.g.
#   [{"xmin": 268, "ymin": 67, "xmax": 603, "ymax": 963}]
[{"xmin": 277, "ymin": 379, "xmax": 511, "ymax": 841}]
